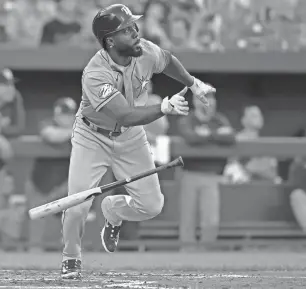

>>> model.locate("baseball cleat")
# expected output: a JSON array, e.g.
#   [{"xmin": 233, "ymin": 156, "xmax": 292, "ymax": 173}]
[
  {"xmin": 61, "ymin": 259, "xmax": 82, "ymax": 280},
  {"xmin": 101, "ymin": 219, "xmax": 121, "ymax": 253}
]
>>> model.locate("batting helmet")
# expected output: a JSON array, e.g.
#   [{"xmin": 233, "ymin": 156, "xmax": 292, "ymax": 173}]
[{"xmin": 92, "ymin": 4, "xmax": 142, "ymax": 42}]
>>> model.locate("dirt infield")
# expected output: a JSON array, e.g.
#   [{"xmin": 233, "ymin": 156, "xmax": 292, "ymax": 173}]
[{"xmin": 1, "ymin": 251, "xmax": 306, "ymax": 288}]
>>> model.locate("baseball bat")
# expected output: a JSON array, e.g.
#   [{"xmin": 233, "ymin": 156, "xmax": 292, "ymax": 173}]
[{"xmin": 28, "ymin": 156, "xmax": 184, "ymax": 220}]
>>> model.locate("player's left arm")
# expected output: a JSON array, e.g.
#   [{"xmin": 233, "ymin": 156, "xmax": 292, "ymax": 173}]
[
  {"xmin": 163, "ymin": 55, "xmax": 216, "ymax": 106},
  {"xmin": 162, "ymin": 55, "xmax": 194, "ymax": 87},
  {"xmin": 147, "ymin": 39, "xmax": 215, "ymax": 106}
]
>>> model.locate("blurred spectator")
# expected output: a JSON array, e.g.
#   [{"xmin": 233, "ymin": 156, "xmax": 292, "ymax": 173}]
[
  {"xmin": 167, "ymin": 0, "xmax": 197, "ymax": 50},
  {"xmin": 173, "ymin": 0, "xmax": 224, "ymax": 51},
  {"xmin": 0, "ymin": 125, "xmax": 13, "ymax": 222},
  {"xmin": 1, "ymin": 0, "xmax": 306, "ymax": 51},
  {"xmin": 1, "ymin": 0, "xmax": 305, "ymax": 51},
  {"xmin": 5, "ymin": 0, "xmax": 56, "ymax": 46},
  {"xmin": 144, "ymin": 81, "xmax": 170, "ymax": 165},
  {"xmin": 0, "ymin": 68, "xmax": 16, "ymax": 245},
  {"xmin": 237, "ymin": 105, "xmax": 264, "ymax": 140},
  {"xmin": 261, "ymin": 0, "xmax": 299, "ymax": 50},
  {"xmin": 0, "ymin": 68, "xmax": 26, "ymax": 138},
  {"xmin": 0, "ymin": 169, "xmax": 14, "ymax": 211},
  {"xmin": 40, "ymin": 0, "xmax": 81, "ymax": 45},
  {"xmin": 235, "ymin": 2, "xmax": 267, "ymax": 50},
  {"xmin": 224, "ymin": 105, "xmax": 280, "ymax": 183},
  {"xmin": 142, "ymin": 0, "xmax": 173, "ymax": 50},
  {"xmin": 0, "ymin": 68, "xmax": 23, "ymax": 198},
  {"xmin": 295, "ymin": 0, "xmax": 306, "ymax": 49},
  {"xmin": 288, "ymin": 156, "xmax": 306, "ymax": 232},
  {"xmin": 177, "ymin": 90, "xmax": 235, "ymax": 249},
  {"xmin": 76, "ymin": 0, "xmax": 100, "ymax": 46},
  {"xmin": 0, "ymin": 0, "xmax": 11, "ymax": 43},
  {"xmin": 0, "ymin": 170, "xmax": 26, "ymax": 244},
  {"xmin": 197, "ymin": 13, "xmax": 224, "ymax": 51},
  {"xmin": 26, "ymin": 97, "xmax": 77, "ymax": 251},
  {"xmin": 167, "ymin": 17, "xmax": 190, "ymax": 51}
]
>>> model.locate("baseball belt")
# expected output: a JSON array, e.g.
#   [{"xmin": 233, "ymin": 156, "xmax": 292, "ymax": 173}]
[{"xmin": 81, "ymin": 117, "xmax": 121, "ymax": 138}]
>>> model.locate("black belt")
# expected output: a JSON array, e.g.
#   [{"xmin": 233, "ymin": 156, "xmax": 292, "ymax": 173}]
[{"xmin": 81, "ymin": 117, "xmax": 121, "ymax": 138}]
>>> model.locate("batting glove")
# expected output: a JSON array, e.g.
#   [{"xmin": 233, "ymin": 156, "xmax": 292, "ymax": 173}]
[
  {"xmin": 161, "ymin": 87, "xmax": 189, "ymax": 116},
  {"xmin": 189, "ymin": 77, "xmax": 216, "ymax": 106}
]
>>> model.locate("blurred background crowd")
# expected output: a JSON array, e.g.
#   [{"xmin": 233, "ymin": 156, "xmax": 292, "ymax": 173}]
[
  {"xmin": 1, "ymin": 0, "xmax": 306, "ymax": 51},
  {"xmin": 0, "ymin": 0, "xmax": 306, "ymax": 252}
]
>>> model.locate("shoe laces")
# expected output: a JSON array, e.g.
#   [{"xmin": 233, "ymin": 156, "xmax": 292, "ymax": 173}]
[
  {"xmin": 63, "ymin": 259, "xmax": 81, "ymax": 270},
  {"xmin": 107, "ymin": 222, "xmax": 121, "ymax": 241}
]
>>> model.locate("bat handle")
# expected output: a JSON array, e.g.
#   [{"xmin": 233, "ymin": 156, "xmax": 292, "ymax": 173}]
[
  {"xmin": 170, "ymin": 156, "xmax": 184, "ymax": 168},
  {"xmin": 176, "ymin": 156, "xmax": 184, "ymax": 167}
]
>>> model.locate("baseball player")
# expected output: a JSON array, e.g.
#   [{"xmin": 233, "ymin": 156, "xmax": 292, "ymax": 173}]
[{"xmin": 61, "ymin": 4, "xmax": 215, "ymax": 280}]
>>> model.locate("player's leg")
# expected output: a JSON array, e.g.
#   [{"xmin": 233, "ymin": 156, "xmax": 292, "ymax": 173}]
[
  {"xmin": 101, "ymin": 140, "xmax": 164, "ymax": 252},
  {"xmin": 61, "ymin": 121, "xmax": 110, "ymax": 279}
]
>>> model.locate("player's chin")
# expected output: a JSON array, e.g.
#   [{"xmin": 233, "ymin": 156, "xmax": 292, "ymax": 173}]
[
  {"xmin": 131, "ymin": 45, "xmax": 143, "ymax": 57},
  {"xmin": 120, "ymin": 45, "xmax": 143, "ymax": 57}
]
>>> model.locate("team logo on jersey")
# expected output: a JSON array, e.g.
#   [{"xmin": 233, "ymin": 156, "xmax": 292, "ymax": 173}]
[
  {"xmin": 99, "ymin": 84, "xmax": 114, "ymax": 99},
  {"xmin": 135, "ymin": 75, "xmax": 150, "ymax": 97}
]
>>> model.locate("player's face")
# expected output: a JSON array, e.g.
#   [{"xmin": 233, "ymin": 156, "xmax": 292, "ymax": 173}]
[
  {"xmin": 111, "ymin": 23, "xmax": 142, "ymax": 57},
  {"xmin": 242, "ymin": 108, "xmax": 264, "ymax": 130}
]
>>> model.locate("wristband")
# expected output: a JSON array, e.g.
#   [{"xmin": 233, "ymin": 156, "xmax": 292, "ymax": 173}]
[
  {"xmin": 161, "ymin": 97, "xmax": 173, "ymax": 114},
  {"xmin": 188, "ymin": 76, "xmax": 196, "ymax": 91}
]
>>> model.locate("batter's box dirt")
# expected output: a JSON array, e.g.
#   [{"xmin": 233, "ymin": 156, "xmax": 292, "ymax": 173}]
[
  {"xmin": 1, "ymin": 270, "xmax": 306, "ymax": 288},
  {"xmin": 1, "ymin": 252, "xmax": 306, "ymax": 288}
]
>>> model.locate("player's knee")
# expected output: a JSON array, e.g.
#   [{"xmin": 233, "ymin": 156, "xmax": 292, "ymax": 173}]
[{"xmin": 142, "ymin": 192, "xmax": 164, "ymax": 218}]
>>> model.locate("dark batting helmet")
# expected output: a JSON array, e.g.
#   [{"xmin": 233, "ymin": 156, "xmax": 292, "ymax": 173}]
[{"xmin": 92, "ymin": 4, "xmax": 142, "ymax": 42}]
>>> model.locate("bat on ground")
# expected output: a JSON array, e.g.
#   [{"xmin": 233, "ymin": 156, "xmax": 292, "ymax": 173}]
[{"xmin": 28, "ymin": 156, "xmax": 184, "ymax": 220}]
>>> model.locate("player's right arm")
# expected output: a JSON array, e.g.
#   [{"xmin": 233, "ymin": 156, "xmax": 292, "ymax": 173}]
[
  {"xmin": 83, "ymin": 72, "xmax": 189, "ymax": 127},
  {"xmin": 104, "ymin": 95, "xmax": 163, "ymax": 127}
]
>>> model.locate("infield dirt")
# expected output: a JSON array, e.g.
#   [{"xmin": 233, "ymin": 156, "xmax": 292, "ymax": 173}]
[{"xmin": 1, "ymin": 251, "xmax": 306, "ymax": 288}]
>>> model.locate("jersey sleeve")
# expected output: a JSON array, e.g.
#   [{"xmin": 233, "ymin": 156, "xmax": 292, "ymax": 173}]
[
  {"xmin": 144, "ymin": 40, "xmax": 171, "ymax": 74},
  {"xmin": 82, "ymin": 71, "xmax": 121, "ymax": 112}
]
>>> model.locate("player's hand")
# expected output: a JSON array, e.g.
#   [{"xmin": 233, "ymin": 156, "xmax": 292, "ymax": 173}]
[
  {"xmin": 161, "ymin": 87, "xmax": 189, "ymax": 116},
  {"xmin": 189, "ymin": 77, "xmax": 216, "ymax": 106}
]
